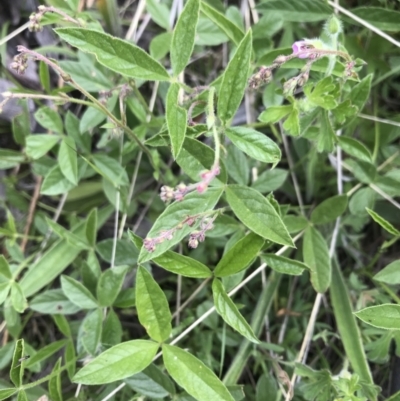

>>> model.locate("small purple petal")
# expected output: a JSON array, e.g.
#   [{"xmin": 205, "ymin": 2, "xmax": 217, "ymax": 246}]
[{"xmin": 292, "ymin": 41, "xmax": 313, "ymax": 59}]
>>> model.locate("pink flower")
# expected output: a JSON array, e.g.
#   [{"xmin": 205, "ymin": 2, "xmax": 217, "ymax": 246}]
[{"xmin": 292, "ymin": 41, "xmax": 315, "ymax": 59}]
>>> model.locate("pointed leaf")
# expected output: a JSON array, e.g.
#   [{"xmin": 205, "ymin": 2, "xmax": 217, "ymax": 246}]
[
  {"xmin": 366, "ymin": 208, "xmax": 400, "ymax": 236},
  {"xmin": 58, "ymin": 136, "xmax": 78, "ymax": 185},
  {"xmin": 80, "ymin": 309, "xmax": 102, "ymax": 355},
  {"xmin": 97, "ymin": 265, "xmax": 129, "ymax": 307},
  {"xmin": 374, "ymin": 260, "xmax": 400, "ymax": 285},
  {"xmin": 85, "ymin": 208, "xmax": 98, "ymax": 247},
  {"xmin": 225, "ymin": 127, "xmax": 281, "ymax": 164},
  {"xmin": 25, "ymin": 135, "xmax": 59, "ymax": 160},
  {"xmin": 337, "ymin": 136, "xmax": 372, "ymax": 163},
  {"xmin": 136, "ymin": 266, "xmax": 172, "ymax": 342},
  {"xmin": 0, "ymin": 255, "xmax": 12, "ymax": 279},
  {"xmin": 171, "ymin": 0, "xmax": 200, "ymax": 76},
  {"xmin": 225, "ymin": 185, "xmax": 294, "ymax": 247},
  {"xmin": 303, "ymin": 226, "xmax": 331, "ymax": 293},
  {"xmin": 349, "ymin": 74, "xmax": 372, "ymax": 112},
  {"xmin": 34, "ymin": 106, "xmax": 63, "ymax": 134},
  {"xmin": 73, "ymin": 340, "xmax": 159, "ymax": 384},
  {"xmin": 354, "ymin": 304, "xmax": 400, "ymax": 330},
  {"xmin": 218, "ymin": 30, "xmax": 252, "ymax": 124},
  {"xmin": 163, "ymin": 344, "xmax": 235, "ymax": 401},
  {"xmin": 10, "ymin": 283, "xmax": 27, "ymax": 313},
  {"xmin": 61, "ymin": 275, "xmax": 98, "ymax": 309},
  {"xmin": 310, "ymin": 195, "xmax": 348, "ymax": 225},
  {"xmin": 212, "ymin": 279, "xmax": 259, "ymax": 343},
  {"xmin": 261, "ymin": 254, "xmax": 308, "ymax": 275},
  {"xmin": 215, "ymin": 233, "xmax": 264, "ymax": 277},
  {"xmin": 166, "ymin": 83, "xmax": 187, "ymax": 159},
  {"xmin": 55, "ymin": 28, "xmax": 170, "ymax": 81},
  {"xmin": 10, "ymin": 339, "xmax": 24, "ymax": 387},
  {"xmin": 41, "ymin": 165, "xmax": 76, "ymax": 195}
]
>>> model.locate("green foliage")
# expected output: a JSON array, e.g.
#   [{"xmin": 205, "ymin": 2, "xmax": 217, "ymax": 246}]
[{"xmin": 1, "ymin": 1, "xmax": 399, "ymax": 400}]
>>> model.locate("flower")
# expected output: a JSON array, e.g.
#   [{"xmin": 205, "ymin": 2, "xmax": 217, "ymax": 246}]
[{"xmin": 292, "ymin": 41, "xmax": 315, "ymax": 59}]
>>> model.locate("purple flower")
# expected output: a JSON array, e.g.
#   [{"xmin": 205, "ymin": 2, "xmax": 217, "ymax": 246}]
[{"xmin": 292, "ymin": 41, "xmax": 315, "ymax": 59}]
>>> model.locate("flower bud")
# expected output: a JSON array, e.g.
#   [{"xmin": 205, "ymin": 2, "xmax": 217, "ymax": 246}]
[
  {"xmin": 273, "ymin": 55, "xmax": 287, "ymax": 65},
  {"xmin": 188, "ymin": 237, "xmax": 199, "ymax": 249},
  {"xmin": 326, "ymin": 15, "xmax": 342, "ymax": 36}
]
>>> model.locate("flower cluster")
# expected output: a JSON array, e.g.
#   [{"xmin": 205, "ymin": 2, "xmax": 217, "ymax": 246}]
[
  {"xmin": 249, "ymin": 39, "xmax": 356, "ymax": 91},
  {"xmin": 143, "ymin": 214, "xmax": 217, "ymax": 253},
  {"xmin": 10, "ymin": 53, "xmax": 28, "ymax": 75},
  {"xmin": 160, "ymin": 163, "xmax": 220, "ymax": 203},
  {"xmin": 28, "ymin": 5, "xmax": 82, "ymax": 32}
]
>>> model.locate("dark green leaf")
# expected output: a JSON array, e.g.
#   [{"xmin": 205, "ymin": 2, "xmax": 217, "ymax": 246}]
[
  {"xmin": 224, "ymin": 144, "xmax": 249, "ymax": 185},
  {"xmin": 58, "ymin": 136, "xmax": 78, "ymax": 185},
  {"xmin": 80, "ymin": 309, "xmax": 102, "ymax": 355},
  {"xmin": 200, "ymin": 2, "xmax": 244, "ymax": 45},
  {"xmin": 10, "ymin": 283, "xmax": 27, "ymax": 313},
  {"xmin": 41, "ymin": 165, "xmax": 76, "ymax": 195},
  {"xmin": 166, "ymin": 83, "xmax": 187, "ymax": 159},
  {"xmin": 10, "ymin": 339, "xmax": 24, "ymax": 387},
  {"xmin": 349, "ymin": 74, "xmax": 372, "ymax": 112},
  {"xmin": 218, "ymin": 30, "xmax": 252, "ymax": 124},
  {"xmin": 49, "ymin": 358, "xmax": 63, "ymax": 401},
  {"xmin": 73, "ymin": 340, "xmax": 159, "ymax": 384},
  {"xmin": 92, "ymin": 153, "xmax": 129, "ymax": 187},
  {"xmin": 225, "ymin": 185, "xmax": 294, "ymax": 247},
  {"xmin": 85, "ymin": 208, "xmax": 98, "ymax": 247},
  {"xmin": 212, "ymin": 279, "xmax": 259, "ymax": 343},
  {"xmin": 25, "ymin": 340, "xmax": 68, "ymax": 368},
  {"xmin": 0, "ymin": 255, "xmax": 12, "ymax": 279},
  {"xmin": 251, "ymin": 168, "xmax": 288, "ymax": 194},
  {"xmin": 34, "ymin": 106, "xmax": 63, "ymax": 134},
  {"xmin": 163, "ymin": 344, "xmax": 235, "ymax": 401},
  {"xmin": 258, "ymin": 105, "xmax": 292, "ymax": 124},
  {"xmin": 366, "ymin": 208, "xmax": 400, "ymax": 236},
  {"xmin": 225, "ymin": 127, "xmax": 281, "ymax": 164},
  {"xmin": 30, "ymin": 289, "xmax": 81, "ymax": 314},
  {"xmin": 257, "ymin": 0, "xmax": 331, "ymax": 22},
  {"xmin": 337, "ymin": 136, "xmax": 372, "ymax": 163},
  {"xmin": 61, "ymin": 275, "xmax": 98, "ymax": 309},
  {"xmin": 171, "ymin": 0, "xmax": 200, "ymax": 76},
  {"xmin": 55, "ymin": 28, "xmax": 170, "ymax": 81},
  {"xmin": 102, "ymin": 309, "xmax": 123, "ymax": 347},
  {"xmin": 282, "ymin": 107, "xmax": 300, "ymax": 136},
  {"xmin": 97, "ymin": 265, "xmax": 129, "ymax": 307},
  {"xmin": 261, "ymin": 254, "xmax": 308, "ymax": 275},
  {"xmin": 310, "ymin": 195, "xmax": 348, "ymax": 225},
  {"xmin": 214, "ymin": 233, "xmax": 264, "ymax": 277},
  {"xmin": 303, "ymin": 226, "xmax": 331, "ymax": 293},
  {"xmin": 136, "ymin": 266, "xmax": 172, "ymax": 343},
  {"xmin": 349, "ymin": 7, "xmax": 400, "ymax": 32}
]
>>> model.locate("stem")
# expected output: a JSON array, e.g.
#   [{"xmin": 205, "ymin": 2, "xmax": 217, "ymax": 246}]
[{"xmin": 206, "ymin": 87, "xmax": 220, "ymax": 166}]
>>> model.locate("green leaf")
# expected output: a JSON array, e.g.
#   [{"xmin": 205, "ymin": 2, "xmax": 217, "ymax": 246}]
[
  {"xmin": 136, "ymin": 266, "xmax": 172, "ymax": 343},
  {"xmin": 53, "ymin": 314, "xmax": 72, "ymax": 337},
  {"xmin": 355, "ymin": 304, "xmax": 400, "ymax": 330},
  {"xmin": 25, "ymin": 340, "xmax": 68, "ymax": 368},
  {"xmin": 200, "ymin": 2, "xmax": 244, "ymax": 45},
  {"xmin": 257, "ymin": 0, "xmax": 331, "ymax": 22},
  {"xmin": 138, "ymin": 187, "xmax": 223, "ymax": 262},
  {"xmin": 154, "ymin": 252, "xmax": 212, "ymax": 278},
  {"xmin": 310, "ymin": 195, "xmax": 348, "ymax": 225},
  {"xmin": 10, "ymin": 283, "xmax": 27, "ymax": 313},
  {"xmin": 224, "ymin": 144, "xmax": 249, "ymax": 185},
  {"xmin": 96, "ymin": 265, "xmax": 129, "ymax": 307},
  {"xmin": 212, "ymin": 279, "xmax": 259, "ymax": 343},
  {"xmin": 170, "ymin": 0, "xmax": 199, "ymax": 76},
  {"xmin": 25, "ymin": 135, "xmax": 60, "ymax": 160},
  {"xmin": 102, "ymin": 308, "xmax": 123, "ymax": 347},
  {"xmin": 349, "ymin": 74, "xmax": 372, "ymax": 112},
  {"xmin": 10, "ymin": 339, "xmax": 24, "ymax": 387},
  {"xmin": 214, "ymin": 233, "xmax": 264, "ymax": 277},
  {"xmin": 39, "ymin": 60, "xmax": 51, "ymax": 93},
  {"xmin": 251, "ymin": 169, "xmax": 288, "ymax": 194},
  {"xmin": 176, "ymin": 138, "xmax": 227, "ymax": 185},
  {"xmin": 349, "ymin": 187, "xmax": 375, "ymax": 216},
  {"xmin": 61, "ymin": 275, "xmax": 98, "ymax": 309},
  {"xmin": 374, "ymin": 260, "xmax": 400, "ymax": 285},
  {"xmin": 34, "ymin": 106, "xmax": 63, "ymax": 134},
  {"xmin": 73, "ymin": 340, "xmax": 159, "ymax": 384},
  {"xmin": 12, "ymin": 100, "xmax": 30, "ymax": 146},
  {"xmin": 366, "ymin": 208, "xmax": 400, "ymax": 236},
  {"xmin": 97, "ymin": 238, "xmax": 138, "ymax": 265},
  {"xmin": 349, "ymin": 7, "xmax": 400, "ymax": 32},
  {"xmin": 166, "ymin": 83, "xmax": 187, "ymax": 159},
  {"xmin": 92, "ymin": 153, "xmax": 129, "ymax": 187},
  {"xmin": 150, "ymin": 32, "xmax": 172, "ymax": 60},
  {"xmin": 30, "ymin": 289, "xmax": 81, "ymax": 314},
  {"xmin": 80, "ymin": 309, "xmax": 103, "ymax": 355},
  {"xmin": 0, "ymin": 389, "xmax": 17, "ymax": 400},
  {"xmin": 124, "ymin": 363, "xmax": 176, "ymax": 398},
  {"xmin": 218, "ymin": 29, "xmax": 252, "ymax": 124},
  {"xmin": 303, "ymin": 226, "xmax": 331, "ymax": 293},
  {"xmin": 49, "ymin": 358, "xmax": 63, "ymax": 401},
  {"xmin": 146, "ymin": 0, "xmax": 170, "ymax": 29},
  {"xmin": 258, "ymin": 105, "xmax": 292, "ymax": 124},
  {"xmin": 163, "ymin": 344, "xmax": 235, "ymax": 401},
  {"xmin": 337, "ymin": 136, "xmax": 372, "ymax": 163},
  {"xmin": 261, "ymin": 254, "xmax": 308, "ymax": 275},
  {"xmin": 225, "ymin": 185, "xmax": 294, "ymax": 247},
  {"xmin": 58, "ymin": 136, "xmax": 78, "ymax": 185},
  {"xmin": 41, "ymin": 165, "xmax": 76, "ymax": 195},
  {"xmin": 0, "ymin": 255, "xmax": 12, "ymax": 279},
  {"xmin": 55, "ymin": 28, "xmax": 170, "ymax": 81},
  {"xmin": 225, "ymin": 127, "xmax": 281, "ymax": 164},
  {"xmin": 45, "ymin": 218, "xmax": 89, "ymax": 249},
  {"xmin": 85, "ymin": 208, "xmax": 98, "ymax": 247},
  {"xmin": 317, "ymin": 110, "xmax": 335, "ymax": 153},
  {"xmin": 282, "ymin": 107, "xmax": 300, "ymax": 136}
]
